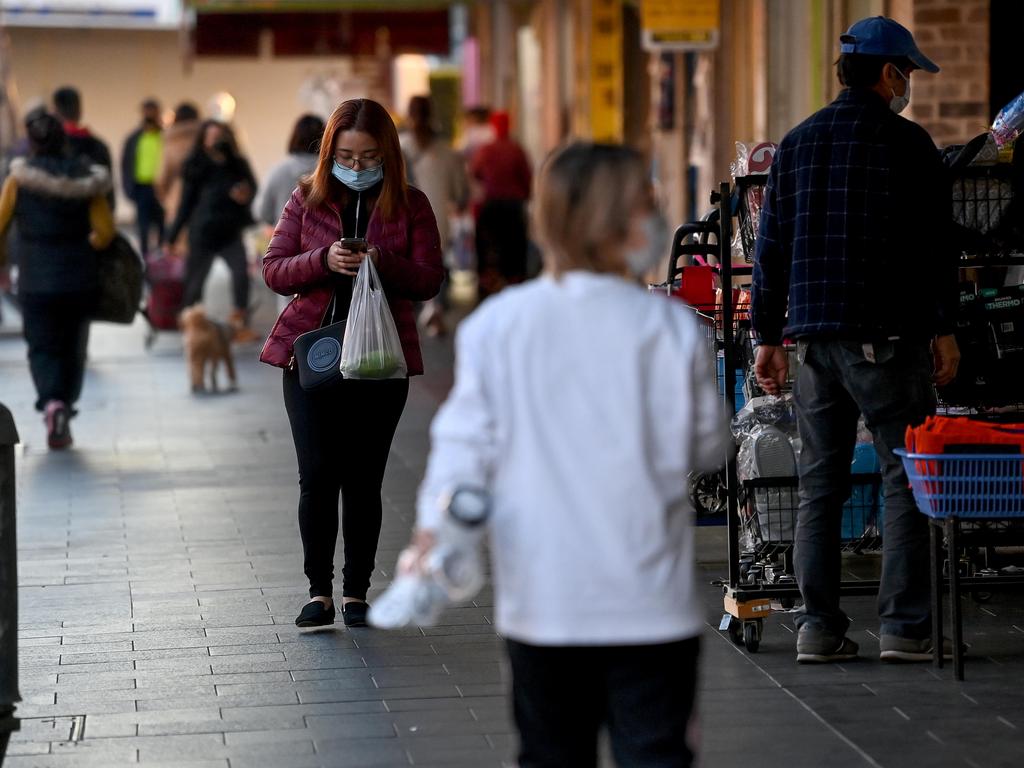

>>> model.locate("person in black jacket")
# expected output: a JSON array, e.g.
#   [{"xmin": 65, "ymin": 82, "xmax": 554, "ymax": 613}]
[
  {"xmin": 121, "ymin": 98, "xmax": 164, "ymax": 254},
  {"xmin": 165, "ymin": 120, "xmax": 258, "ymax": 342},
  {"xmin": 0, "ymin": 110, "xmax": 115, "ymax": 449}
]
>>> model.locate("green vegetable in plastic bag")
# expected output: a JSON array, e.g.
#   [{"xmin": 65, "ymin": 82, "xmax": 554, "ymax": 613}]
[{"xmin": 340, "ymin": 255, "xmax": 408, "ymax": 380}]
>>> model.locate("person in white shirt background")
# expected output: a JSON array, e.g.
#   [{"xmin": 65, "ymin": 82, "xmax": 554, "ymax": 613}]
[{"xmin": 410, "ymin": 142, "xmax": 731, "ymax": 767}]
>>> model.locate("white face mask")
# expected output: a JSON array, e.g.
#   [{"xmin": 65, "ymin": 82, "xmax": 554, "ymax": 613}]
[
  {"xmin": 889, "ymin": 67, "xmax": 911, "ymax": 114},
  {"xmin": 624, "ymin": 213, "xmax": 670, "ymax": 276}
]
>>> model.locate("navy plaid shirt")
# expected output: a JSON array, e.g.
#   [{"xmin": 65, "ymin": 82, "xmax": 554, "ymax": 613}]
[{"xmin": 752, "ymin": 88, "xmax": 957, "ymax": 345}]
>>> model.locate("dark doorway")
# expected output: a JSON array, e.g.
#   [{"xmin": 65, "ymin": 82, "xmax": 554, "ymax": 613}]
[{"xmin": 991, "ymin": 0, "xmax": 1024, "ymax": 120}]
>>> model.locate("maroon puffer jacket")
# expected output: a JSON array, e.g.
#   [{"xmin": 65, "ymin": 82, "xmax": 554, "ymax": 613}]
[{"xmin": 259, "ymin": 185, "xmax": 444, "ymax": 374}]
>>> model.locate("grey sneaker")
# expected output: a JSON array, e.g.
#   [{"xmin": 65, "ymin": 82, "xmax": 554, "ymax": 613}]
[
  {"xmin": 879, "ymin": 634, "xmax": 955, "ymax": 662},
  {"xmin": 796, "ymin": 627, "xmax": 860, "ymax": 663}
]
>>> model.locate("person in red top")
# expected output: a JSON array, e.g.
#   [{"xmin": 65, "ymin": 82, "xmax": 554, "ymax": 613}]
[
  {"xmin": 469, "ymin": 111, "xmax": 532, "ymax": 299},
  {"xmin": 52, "ymin": 86, "xmax": 114, "ymax": 210},
  {"xmin": 261, "ymin": 98, "xmax": 444, "ymax": 629}
]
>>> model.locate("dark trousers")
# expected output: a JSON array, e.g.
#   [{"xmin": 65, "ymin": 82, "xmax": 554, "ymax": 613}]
[
  {"xmin": 132, "ymin": 185, "xmax": 164, "ymax": 255},
  {"xmin": 183, "ymin": 237, "xmax": 249, "ymax": 311},
  {"xmin": 506, "ymin": 637, "xmax": 700, "ymax": 768},
  {"xmin": 283, "ymin": 369, "xmax": 409, "ymax": 599},
  {"xmin": 475, "ymin": 199, "xmax": 527, "ymax": 299},
  {"xmin": 20, "ymin": 291, "xmax": 94, "ymax": 412},
  {"xmin": 793, "ymin": 339, "xmax": 936, "ymax": 639}
]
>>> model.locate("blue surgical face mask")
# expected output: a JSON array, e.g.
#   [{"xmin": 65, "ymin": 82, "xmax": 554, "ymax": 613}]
[{"xmin": 332, "ymin": 161, "xmax": 384, "ymax": 191}]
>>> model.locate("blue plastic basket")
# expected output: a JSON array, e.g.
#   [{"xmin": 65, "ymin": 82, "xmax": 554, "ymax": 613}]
[{"xmin": 895, "ymin": 449, "xmax": 1024, "ymax": 518}]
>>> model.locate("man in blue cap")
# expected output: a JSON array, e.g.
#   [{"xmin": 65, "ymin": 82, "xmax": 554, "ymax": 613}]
[{"xmin": 751, "ymin": 17, "xmax": 960, "ymax": 663}]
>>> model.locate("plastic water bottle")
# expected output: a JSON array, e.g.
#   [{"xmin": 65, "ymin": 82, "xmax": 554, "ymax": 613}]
[
  {"xmin": 425, "ymin": 487, "xmax": 490, "ymax": 602},
  {"xmin": 991, "ymin": 90, "xmax": 1024, "ymax": 147},
  {"xmin": 368, "ymin": 486, "xmax": 490, "ymax": 629}
]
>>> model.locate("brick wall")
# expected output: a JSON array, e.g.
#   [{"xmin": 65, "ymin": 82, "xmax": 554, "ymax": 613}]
[{"xmin": 905, "ymin": 0, "xmax": 990, "ymax": 148}]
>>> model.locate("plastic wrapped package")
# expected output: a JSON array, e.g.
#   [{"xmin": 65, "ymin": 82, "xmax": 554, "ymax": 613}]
[
  {"xmin": 731, "ymin": 142, "xmax": 778, "ymax": 263},
  {"xmin": 732, "ymin": 394, "xmax": 799, "ymax": 545},
  {"xmin": 991, "ymin": 89, "xmax": 1024, "ymax": 147}
]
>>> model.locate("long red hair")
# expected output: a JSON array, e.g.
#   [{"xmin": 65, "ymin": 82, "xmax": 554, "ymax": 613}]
[{"xmin": 299, "ymin": 98, "xmax": 407, "ymax": 219}]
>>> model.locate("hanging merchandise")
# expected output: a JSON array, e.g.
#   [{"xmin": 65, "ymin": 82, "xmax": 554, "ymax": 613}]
[
  {"xmin": 991, "ymin": 89, "xmax": 1024, "ymax": 148},
  {"xmin": 339, "ymin": 255, "xmax": 408, "ymax": 380},
  {"xmin": 730, "ymin": 142, "xmax": 777, "ymax": 263}
]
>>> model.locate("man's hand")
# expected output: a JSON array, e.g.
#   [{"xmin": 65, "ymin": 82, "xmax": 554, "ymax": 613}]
[
  {"xmin": 932, "ymin": 334, "xmax": 961, "ymax": 386},
  {"xmin": 755, "ymin": 344, "xmax": 789, "ymax": 395}
]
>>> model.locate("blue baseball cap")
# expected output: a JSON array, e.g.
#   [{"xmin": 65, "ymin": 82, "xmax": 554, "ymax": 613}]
[{"xmin": 839, "ymin": 16, "xmax": 940, "ymax": 73}]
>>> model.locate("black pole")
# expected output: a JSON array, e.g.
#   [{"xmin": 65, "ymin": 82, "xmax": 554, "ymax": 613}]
[
  {"xmin": 717, "ymin": 182, "xmax": 741, "ymax": 589},
  {"xmin": 0, "ymin": 404, "xmax": 20, "ymax": 764}
]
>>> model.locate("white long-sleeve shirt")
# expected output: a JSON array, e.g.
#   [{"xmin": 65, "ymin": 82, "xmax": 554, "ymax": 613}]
[{"xmin": 416, "ymin": 271, "xmax": 730, "ymax": 645}]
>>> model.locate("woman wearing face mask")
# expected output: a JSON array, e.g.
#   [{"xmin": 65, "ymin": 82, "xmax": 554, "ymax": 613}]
[
  {"xmin": 407, "ymin": 142, "xmax": 730, "ymax": 766},
  {"xmin": 165, "ymin": 120, "xmax": 259, "ymax": 342},
  {"xmin": 261, "ymin": 98, "xmax": 443, "ymax": 628}
]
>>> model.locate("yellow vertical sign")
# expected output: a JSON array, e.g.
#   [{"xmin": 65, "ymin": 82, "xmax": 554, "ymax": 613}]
[{"xmin": 589, "ymin": 0, "xmax": 623, "ymax": 142}]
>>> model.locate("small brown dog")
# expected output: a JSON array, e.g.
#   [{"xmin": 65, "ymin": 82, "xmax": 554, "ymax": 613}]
[{"xmin": 179, "ymin": 305, "xmax": 237, "ymax": 393}]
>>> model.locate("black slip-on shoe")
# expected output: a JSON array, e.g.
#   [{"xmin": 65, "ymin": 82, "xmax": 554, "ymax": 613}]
[
  {"xmin": 342, "ymin": 601, "xmax": 370, "ymax": 627},
  {"xmin": 295, "ymin": 600, "xmax": 335, "ymax": 628}
]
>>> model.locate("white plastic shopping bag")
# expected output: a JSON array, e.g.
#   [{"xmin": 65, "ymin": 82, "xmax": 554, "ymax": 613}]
[{"xmin": 340, "ymin": 255, "xmax": 408, "ymax": 380}]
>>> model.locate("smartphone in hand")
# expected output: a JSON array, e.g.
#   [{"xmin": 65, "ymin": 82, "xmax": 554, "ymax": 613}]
[{"xmin": 339, "ymin": 237, "xmax": 368, "ymax": 252}]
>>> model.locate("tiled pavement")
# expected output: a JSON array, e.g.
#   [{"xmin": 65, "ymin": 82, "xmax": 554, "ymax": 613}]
[{"xmin": 1, "ymin": 299, "xmax": 1024, "ymax": 768}]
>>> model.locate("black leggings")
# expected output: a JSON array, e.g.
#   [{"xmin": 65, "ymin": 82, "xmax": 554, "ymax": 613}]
[
  {"xmin": 283, "ymin": 368, "xmax": 409, "ymax": 600},
  {"xmin": 183, "ymin": 236, "xmax": 249, "ymax": 311}
]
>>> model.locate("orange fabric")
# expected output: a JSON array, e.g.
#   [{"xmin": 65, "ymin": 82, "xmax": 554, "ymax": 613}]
[{"xmin": 905, "ymin": 415, "xmax": 1024, "ymax": 455}]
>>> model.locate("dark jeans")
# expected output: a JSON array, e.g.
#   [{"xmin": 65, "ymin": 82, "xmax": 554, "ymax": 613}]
[
  {"xmin": 20, "ymin": 291, "xmax": 94, "ymax": 412},
  {"xmin": 283, "ymin": 369, "xmax": 409, "ymax": 599},
  {"xmin": 793, "ymin": 339, "xmax": 936, "ymax": 639},
  {"xmin": 183, "ymin": 237, "xmax": 249, "ymax": 311},
  {"xmin": 506, "ymin": 637, "xmax": 699, "ymax": 768},
  {"xmin": 132, "ymin": 185, "xmax": 164, "ymax": 255}
]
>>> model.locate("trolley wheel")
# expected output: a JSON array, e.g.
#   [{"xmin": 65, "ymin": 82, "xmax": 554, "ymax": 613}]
[
  {"xmin": 144, "ymin": 327, "xmax": 157, "ymax": 350},
  {"xmin": 690, "ymin": 471, "xmax": 727, "ymax": 518},
  {"xmin": 780, "ymin": 597, "xmax": 796, "ymax": 610},
  {"xmin": 743, "ymin": 621, "xmax": 761, "ymax": 653},
  {"xmin": 727, "ymin": 618, "xmax": 744, "ymax": 646}
]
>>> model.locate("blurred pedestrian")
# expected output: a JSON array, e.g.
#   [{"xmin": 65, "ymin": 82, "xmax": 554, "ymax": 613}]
[
  {"xmin": 260, "ymin": 97, "xmax": 443, "ymax": 629},
  {"xmin": 413, "ymin": 142, "xmax": 728, "ymax": 767},
  {"xmin": 52, "ymin": 86, "xmax": 113, "ymax": 208},
  {"xmin": 255, "ymin": 113, "xmax": 325, "ymax": 228},
  {"xmin": 469, "ymin": 110, "xmax": 531, "ymax": 299},
  {"xmin": 0, "ymin": 109, "xmax": 114, "ymax": 449},
  {"xmin": 458, "ymin": 105, "xmax": 494, "ymax": 164},
  {"xmin": 121, "ymin": 98, "xmax": 164, "ymax": 254},
  {"xmin": 400, "ymin": 95, "xmax": 467, "ymax": 336},
  {"xmin": 165, "ymin": 120, "xmax": 258, "ymax": 343},
  {"xmin": 156, "ymin": 102, "xmax": 201, "ymax": 252}
]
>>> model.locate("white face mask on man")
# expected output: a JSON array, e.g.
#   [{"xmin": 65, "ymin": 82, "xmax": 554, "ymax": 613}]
[{"xmin": 889, "ymin": 67, "xmax": 911, "ymax": 114}]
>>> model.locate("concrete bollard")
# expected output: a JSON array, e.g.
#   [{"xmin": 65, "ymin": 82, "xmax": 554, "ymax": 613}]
[{"xmin": 0, "ymin": 404, "xmax": 19, "ymax": 764}]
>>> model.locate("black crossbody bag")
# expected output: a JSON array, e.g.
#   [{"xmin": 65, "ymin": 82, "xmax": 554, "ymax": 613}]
[{"xmin": 293, "ymin": 293, "xmax": 347, "ymax": 391}]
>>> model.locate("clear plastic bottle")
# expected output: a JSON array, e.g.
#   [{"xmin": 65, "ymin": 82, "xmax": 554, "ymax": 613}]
[
  {"xmin": 368, "ymin": 486, "xmax": 490, "ymax": 629},
  {"xmin": 424, "ymin": 487, "xmax": 490, "ymax": 602},
  {"xmin": 991, "ymin": 91, "xmax": 1024, "ymax": 147}
]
